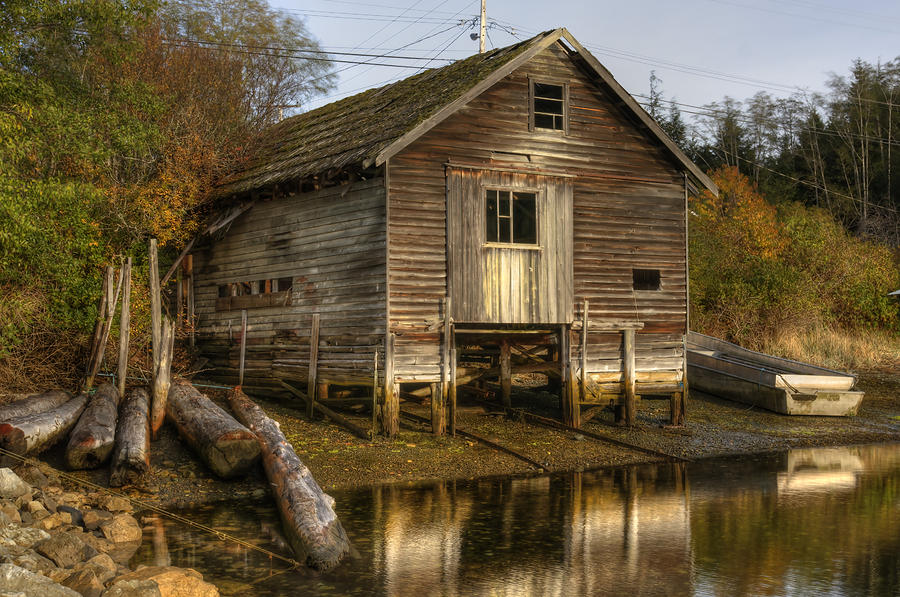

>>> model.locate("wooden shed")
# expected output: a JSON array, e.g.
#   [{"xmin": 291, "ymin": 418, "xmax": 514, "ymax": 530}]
[{"xmin": 190, "ymin": 28, "xmax": 717, "ymax": 436}]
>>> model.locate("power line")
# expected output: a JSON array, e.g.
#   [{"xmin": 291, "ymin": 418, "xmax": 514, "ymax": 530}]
[
  {"xmin": 166, "ymin": 37, "xmax": 455, "ymax": 62},
  {"xmin": 702, "ymin": 0, "xmax": 900, "ymax": 35}
]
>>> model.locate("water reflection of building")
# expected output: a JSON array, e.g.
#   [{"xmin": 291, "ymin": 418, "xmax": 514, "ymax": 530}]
[{"xmin": 371, "ymin": 465, "xmax": 693, "ymax": 596}]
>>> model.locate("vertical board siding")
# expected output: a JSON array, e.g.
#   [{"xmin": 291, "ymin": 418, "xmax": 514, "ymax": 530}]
[
  {"xmin": 194, "ymin": 179, "xmax": 387, "ymax": 392},
  {"xmin": 389, "ymin": 42, "xmax": 687, "ymax": 390}
]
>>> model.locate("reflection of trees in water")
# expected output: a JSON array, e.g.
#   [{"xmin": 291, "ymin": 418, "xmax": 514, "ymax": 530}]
[{"xmin": 689, "ymin": 444, "xmax": 900, "ymax": 596}]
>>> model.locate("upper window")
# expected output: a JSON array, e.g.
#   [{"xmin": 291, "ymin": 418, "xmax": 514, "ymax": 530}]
[
  {"xmin": 530, "ymin": 80, "xmax": 567, "ymax": 132},
  {"xmin": 485, "ymin": 189, "xmax": 537, "ymax": 245}
]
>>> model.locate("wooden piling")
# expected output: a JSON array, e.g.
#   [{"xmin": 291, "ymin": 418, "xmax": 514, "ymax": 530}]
[
  {"xmin": 382, "ymin": 332, "xmax": 398, "ymax": 437},
  {"xmin": 371, "ymin": 349, "xmax": 379, "ymax": 438},
  {"xmin": 307, "ymin": 314, "xmax": 320, "ymax": 420},
  {"xmin": 185, "ymin": 255, "xmax": 195, "ymax": 348},
  {"xmin": 580, "ymin": 299, "xmax": 589, "ymax": 402},
  {"xmin": 116, "ymin": 258, "xmax": 132, "ymax": 398},
  {"xmin": 560, "ymin": 325, "xmax": 579, "ymax": 428},
  {"xmin": 436, "ymin": 296, "xmax": 450, "ymax": 436},
  {"xmin": 238, "ymin": 309, "xmax": 248, "ymax": 387},
  {"xmin": 623, "ymin": 328, "xmax": 636, "ymax": 426},
  {"xmin": 149, "ymin": 239, "xmax": 161, "ymax": 367},
  {"xmin": 151, "ymin": 316, "xmax": 175, "ymax": 439},
  {"xmin": 449, "ymin": 328, "xmax": 457, "ymax": 437},
  {"xmin": 499, "ymin": 340, "xmax": 512, "ymax": 407}
]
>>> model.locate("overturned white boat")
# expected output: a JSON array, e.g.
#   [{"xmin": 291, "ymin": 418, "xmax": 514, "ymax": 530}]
[{"xmin": 686, "ymin": 332, "xmax": 864, "ymax": 416}]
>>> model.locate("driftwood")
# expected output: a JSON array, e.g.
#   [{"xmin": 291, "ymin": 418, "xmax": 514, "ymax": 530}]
[
  {"xmin": 0, "ymin": 394, "xmax": 89, "ymax": 466},
  {"xmin": 109, "ymin": 387, "xmax": 150, "ymax": 487},
  {"xmin": 166, "ymin": 380, "xmax": 259, "ymax": 479},
  {"xmin": 0, "ymin": 391, "xmax": 71, "ymax": 422},
  {"xmin": 228, "ymin": 387, "xmax": 350, "ymax": 571},
  {"xmin": 65, "ymin": 383, "xmax": 119, "ymax": 470}
]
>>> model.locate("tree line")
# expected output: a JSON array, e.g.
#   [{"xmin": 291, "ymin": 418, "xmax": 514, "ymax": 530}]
[{"xmin": 649, "ymin": 61, "xmax": 900, "ymax": 247}]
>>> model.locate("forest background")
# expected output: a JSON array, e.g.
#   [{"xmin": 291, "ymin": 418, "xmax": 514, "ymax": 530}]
[{"xmin": 0, "ymin": 0, "xmax": 897, "ymax": 391}]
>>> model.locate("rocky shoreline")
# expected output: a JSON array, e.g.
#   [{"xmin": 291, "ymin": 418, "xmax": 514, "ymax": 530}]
[{"xmin": 0, "ymin": 466, "xmax": 218, "ymax": 597}]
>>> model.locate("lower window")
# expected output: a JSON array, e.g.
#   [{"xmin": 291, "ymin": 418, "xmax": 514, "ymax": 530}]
[{"xmin": 485, "ymin": 189, "xmax": 537, "ymax": 244}]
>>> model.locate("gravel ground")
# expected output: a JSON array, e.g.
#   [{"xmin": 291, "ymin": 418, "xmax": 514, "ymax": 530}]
[{"xmin": 5, "ymin": 371, "xmax": 899, "ymax": 508}]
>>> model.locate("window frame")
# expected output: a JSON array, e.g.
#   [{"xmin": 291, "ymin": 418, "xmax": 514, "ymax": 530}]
[
  {"xmin": 216, "ymin": 277, "xmax": 293, "ymax": 311},
  {"xmin": 528, "ymin": 76, "xmax": 569, "ymax": 134},
  {"xmin": 482, "ymin": 185, "xmax": 542, "ymax": 250}
]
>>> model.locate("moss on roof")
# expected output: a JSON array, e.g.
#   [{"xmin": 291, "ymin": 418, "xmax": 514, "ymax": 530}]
[{"xmin": 218, "ymin": 30, "xmax": 556, "ymax": 196}]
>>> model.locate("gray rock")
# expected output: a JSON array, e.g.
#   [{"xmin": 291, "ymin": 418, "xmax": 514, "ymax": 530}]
[
  {"xmin": 100, "ymin": 579, "xmax": 161, "ymax": 597},
  {"xmin": 81, "ymin": 553, "xmax": 117, "ymax": 584},
  {"xmin": 18, "ymin": 468, "xmax": 49, "ymax": 490},
  {"xmin": 35, "ymin": 533, "xmax": 86, "ymax": 568},
  {"xmin": 0, "ymin": 525, "xmax": 50, "ymax": 550},
  {"xmin": 2, "ymin": 549, "xmax": 56, "ymax": 575},
  {"xmin": 0, "ymin": 470, "xmax": 31, "ymax": 501},
  {"xmin": 0, "ymin": 563, "xmax": 81, "ymax": 597}
]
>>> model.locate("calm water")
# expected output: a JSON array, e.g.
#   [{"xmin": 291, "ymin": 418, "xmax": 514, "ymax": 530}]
[{"xmin": 133, "ymin": 443, "xmax": 900, "ymax": 596}]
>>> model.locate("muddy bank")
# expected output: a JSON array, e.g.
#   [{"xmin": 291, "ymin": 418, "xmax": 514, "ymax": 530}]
[{"xmin": 4, "ymin": 372, "xmax": 898, "ymax": 509}]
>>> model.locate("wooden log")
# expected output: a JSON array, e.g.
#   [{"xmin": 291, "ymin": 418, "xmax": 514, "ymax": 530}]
[
  {"xmin": 0, "ymin": 391, "xmax": 71, "ymax": 422},
  {"xmin": 166, "ymin": 380, "xmax": 259, "ymax": 479},
  {"xmin": 228, "ymin": 387, "xmax": 350, "ymax": 571},
  {"xmin": 117, "ymin": 258, "xmax": 132, "ymax": 398},
  {"xmin": 65, "ymin": 382, "xmax": 119, "ymax": 470},
  {"xmin": 307, "ymin": 314, "xmax": 320, "ymax": 420},
  {"xmin": 624, "ymin": 328, "xmax": 636, "ymax": 426},
  {"xmin": 109, "ymin": 387, "xmax": 150, "ymax": 487},
  {"xmin": 0, "ymin": 394, "xmax": 89, "ymax": 466},
  {"xmin": 499, "ymin": 340, "xmax": 512, "ymax": 408},
  {"xmin": 151, "ymin": 317, "xmax": 175, "ymax": 440}
]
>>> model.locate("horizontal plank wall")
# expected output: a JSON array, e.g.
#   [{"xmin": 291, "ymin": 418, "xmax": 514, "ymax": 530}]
[
  {"xmin": 193, "ymin": 178, "xmax": 387, "ymax": 394},
  {"xmin": 388, "ymin": 41, "xmax": 687, "ymax": 393}
]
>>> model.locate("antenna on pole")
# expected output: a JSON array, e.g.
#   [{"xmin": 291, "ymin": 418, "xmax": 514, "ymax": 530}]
[{"xmin": 479, "ymin": 0, "xmax": 486, "ymax": 53}]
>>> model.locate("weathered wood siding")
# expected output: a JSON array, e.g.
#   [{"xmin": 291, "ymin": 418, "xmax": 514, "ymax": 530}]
[
  {"xmin": 447, "ymin": 167, "xmax": 573, "ymax": 324},
  {"xmin": 193, "ymin": 179, "xmax": 387, "ymax": 394},
  {"xmin": 388, "ymin": 41, "xmax": 687, "ymax": 392}
]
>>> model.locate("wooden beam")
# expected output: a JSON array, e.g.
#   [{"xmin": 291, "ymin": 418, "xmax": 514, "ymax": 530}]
[
  {"xmin": 624, "ymin": 328, "xmax": 636, "ymax": 426},
  {"xmin": 437, "ymin": 296, "xmax": 451, "ymax": 436},
  {"xmin": 560, "ymin": 325, "xmax": 579, "ymax": 428},
  {"xmin": 449, "ymin": 328, "xmax": 457, "ymax": 437},
  {"xmin": 280, "ymin": 380, "xmax": 370, "ymax": 441},
  {"xmin": 160, "ymin": 237, "xmax": 195, "ymax": 288},
  {"xmin": 371, "ymin": 349, "xmax": 379, "ymax": 438},
  {"xmin": 307, "ymin": 314, "xmax": 320, "ymax": 420}
]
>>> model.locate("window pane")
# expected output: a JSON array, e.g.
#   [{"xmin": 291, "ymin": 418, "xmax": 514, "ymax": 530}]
[
  {"xmin": 512, "ymin": 193, "xmax": 537, "ymax": 244},
  {"xmin": 486, "ymin": 191, "xmax": 498, "ymax": 242},
  {"xmin": 534, "ymin": 83, "xmax": 563, "ymax": 100},
  {"xmin": 498, "ymin": 191, "xmax": 510, "ymax": 216},
  {"xmin": 534, "ymin": 98, "xmax": 563, "ymax": 115},
  {"xmin": 535, "ymin": 113, "xmax": 555, "ymax": 129},
  {"xmin": 498, "ymin": 216, "xmax": 511, "ymax": 243}
]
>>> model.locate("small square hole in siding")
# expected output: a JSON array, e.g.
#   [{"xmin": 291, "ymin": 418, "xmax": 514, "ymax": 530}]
[{"xmin": 633, "ymin": 269, "xmax": 661, "ymax": 291}]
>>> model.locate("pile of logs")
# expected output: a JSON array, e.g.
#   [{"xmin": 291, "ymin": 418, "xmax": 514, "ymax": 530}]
[{"xmin": 0, "ymin": 239, "xmax": 350, "ymax": 570}]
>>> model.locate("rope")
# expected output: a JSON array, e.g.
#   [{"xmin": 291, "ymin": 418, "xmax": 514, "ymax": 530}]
[{"xmin": 0, "ymin": 447, "xmax": 301, "ymax": 569}]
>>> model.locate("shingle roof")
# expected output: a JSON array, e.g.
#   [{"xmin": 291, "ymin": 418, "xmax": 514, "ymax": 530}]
[
  {"xmin": 218, "ymin": 30, "xmax": 556, "ymax": 196},
  {"xmin": 217, "ymin": 28, "xmax": 717, "ymax": 197}
]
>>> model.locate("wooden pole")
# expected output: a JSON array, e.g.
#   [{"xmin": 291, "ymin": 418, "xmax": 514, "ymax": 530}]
[
  {"xmin": 84, "ymin": 266, "xmax": 112, "ymax": 391},
  {"xmin": 561, "ymin": 325, "xmax": 579, "ymax": 428},
  {"xmin": 117, "ymin": 258, "xmax": 132, "ymax": 398},
  {"xmin": 149, "ymin": 239, "xmax": 161, "ymax": 367},
  {"xmin": 435, "ymin": 296, "xmax": 450, "ymax": 436},
  {"xmin": 159, "ymin": 237, "xmax": 196, "ymax": 288},
  {"xmin": 623, "ymin": 328, "xmax": 636, "ymax": 426},
  {"xmin": 151, "ymin": 316, "xmax": 175, "ymax": 439},
  {"xmin": 580, "ymin": 299, "xmax": 589, "ymax": 402},
  {"xmin": 306, "ymin": 314, "xmax": 320, "ymax": 420},
  {"xmin": 382, "ymin": 332, "xmax": 398, "ymax": 437},
  {"xmin": 238, "ymin": 309, "xmax": 248, "ymax": 387},
  {"xmin": 449, "ymin": 326, "xmax": 457, "ymax": 436},
  {"xmin": 371, "ymin": 348, "xmax": 379, "ymax": 438},
  {"xmin": 185, "ymin": 255, "xmax": 195, "ymax": 348},
  {"xmin": 176, "ymin": 267, "xmax": 184, "ymax": 327},
  {"xmin": 499, "ymin": 339, "xmax": 512, "ymax": 407},
  {"xmin": 85, "ymin": 265, "xmax": 124, "ymax": 391}
]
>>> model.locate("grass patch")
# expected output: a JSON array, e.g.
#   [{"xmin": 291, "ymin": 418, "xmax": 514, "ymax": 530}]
[{"xmin": 760, "ymin": 326, "xmax": 900, "ymax": 371}]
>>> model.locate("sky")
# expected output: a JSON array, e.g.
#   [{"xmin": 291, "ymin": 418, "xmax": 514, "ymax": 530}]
[{"xmin": 272, "ymin": 0, "xmax": 900, "ymax": 120}]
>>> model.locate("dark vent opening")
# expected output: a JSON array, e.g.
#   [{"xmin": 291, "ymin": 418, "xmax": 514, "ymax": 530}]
[{"xmin": 633, "ymin": 269, "xmax": 661, "ymax": 291}]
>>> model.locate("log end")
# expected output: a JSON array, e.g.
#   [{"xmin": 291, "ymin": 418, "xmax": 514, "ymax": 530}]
[
  {"xmin": 0, "ymin": 423, "xmax": 26, "ymax": 467},
  {"xmin": 65, "ymin": 440, "xmax": 114, "ymax": 470},
  {"xmin": 304, "ymin": 519, "xmax": 351, "ymax": 571},
  {"xmin": 207, "ymin": 432, "xmax": 260, "ymax": 479}
]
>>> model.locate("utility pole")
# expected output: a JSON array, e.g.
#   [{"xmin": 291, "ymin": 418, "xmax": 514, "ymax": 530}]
[{"xmin": 479, "ymin": 0, "xmax": 486, "ymax": 53}]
